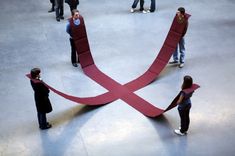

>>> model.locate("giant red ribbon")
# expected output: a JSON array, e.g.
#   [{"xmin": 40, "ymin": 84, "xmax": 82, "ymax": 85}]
[{"xmin": 26, "ymin": 13, "xmax": 200, "ymax": 117}]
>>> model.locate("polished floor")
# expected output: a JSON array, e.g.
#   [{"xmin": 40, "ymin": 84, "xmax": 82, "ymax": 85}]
[{"xmin": 0, "ymin": 0, "xmax": 235, "ymax": 155}]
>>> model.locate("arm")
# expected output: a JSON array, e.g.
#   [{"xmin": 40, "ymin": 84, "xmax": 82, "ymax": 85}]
[
  {"xmin": 182, "ymin": 20, "xmax": 188, "ymax": 37},
  {"xmin": 66, "ymin": 21, "xmax": 71, "ymax": 35},
  {"xmin": 176, "ymin": 93, "xmax": 184, "ymax": 105}
]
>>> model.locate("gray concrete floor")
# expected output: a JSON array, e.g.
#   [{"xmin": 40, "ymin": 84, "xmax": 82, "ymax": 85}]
[{"xmin": 0, "ymin": 0, "xmax": 235, "ymax": 155}]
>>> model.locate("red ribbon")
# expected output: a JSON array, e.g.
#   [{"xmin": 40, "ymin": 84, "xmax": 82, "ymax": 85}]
[{"xmin": 27, "ymin": 13, "xmax": 200, "ymax": 117}]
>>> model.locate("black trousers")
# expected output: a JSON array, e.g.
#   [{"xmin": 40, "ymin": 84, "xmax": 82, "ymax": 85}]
[
  {"xmin": 149, "ymin": 0, "xmax": 156, "ymax": 12},
  {"xmin": 69, "ymin": 38, "xmax": 79, "ymax": 64},
  {"xmin": 132, "ymin": 0, "xmax": 145, "ymax": 11},
  {"xmin": 37, "ymin": 112, "xmax": 47, "ymax": 128},
  {"xmin": 178, "ymin": 105, "xmax": 191, "ymax": 133},
  {"xmin": 55, "ymin": 0, "xmax": 64, "ymax": 18},
  {"xmin": 50, "ymin": 0, "xmax": 55, "ymax": 6}
]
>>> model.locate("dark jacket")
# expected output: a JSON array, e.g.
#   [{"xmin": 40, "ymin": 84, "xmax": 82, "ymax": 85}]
[
  {"xmin": 30, "ymin": 80, "xmax": 52, "ymax": 113},
  {"xmin": 65, "ymin": 0, "xmax": 79, "ymax": 6}
]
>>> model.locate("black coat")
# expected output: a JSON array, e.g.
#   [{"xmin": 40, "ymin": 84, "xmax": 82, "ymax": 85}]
[
  {"xmin": 30, "ymin": 80, "xmax": 52, "ymax": 113},
  {"xmin": 65, "ymin": 0, "xmax": 79, "ymax": 6}
]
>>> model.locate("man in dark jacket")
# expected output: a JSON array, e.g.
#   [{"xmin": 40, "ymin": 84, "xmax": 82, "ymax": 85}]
[{"xmin": 30, "ymin": 68, "xmax": 52, "ymax": 130}]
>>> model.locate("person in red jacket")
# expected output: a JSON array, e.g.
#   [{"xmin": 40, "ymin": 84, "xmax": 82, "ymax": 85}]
[
  {"xmin": 169, "ymin": 7, "xmax": 188, "ymax": 68},
  {"xmin": 30, "ymin": 68, "xmax": 53, "ymax": 130},
  {"xmin": 66, "ymin": 9, "xmax": 81, "ymax": 67}
]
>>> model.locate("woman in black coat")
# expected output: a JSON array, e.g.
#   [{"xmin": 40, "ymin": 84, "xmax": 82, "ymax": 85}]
[{"xmin": 30, "ymin": 68, "xmax": 52, "ymax": 130}]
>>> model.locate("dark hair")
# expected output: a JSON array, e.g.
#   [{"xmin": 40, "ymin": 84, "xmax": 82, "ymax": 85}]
[
  {"xmin": 178, "ymin": 7, "xmax": 185, "ymax": 15},
  {"xmin": 182, "ymin": 75, "xmax": 193, "ymax": 89},
  {"xmin": 71, "ymin": 9, "xmax": 79, "ymax": 16},
  {"xmin": 30, "ymin": 68, "xmax": 41, "ymax": 79}
]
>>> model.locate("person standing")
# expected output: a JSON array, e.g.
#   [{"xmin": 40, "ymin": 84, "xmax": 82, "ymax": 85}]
[
  {"xmin": 48, "ymin": 0, "xmax": 55, "ymax": 13},
  {"xmin": 65, "ymin": 0, "xmax": 79, "ymax": 13},
  {"xmin": 174, "ymin": 75, "xmax": 194, "ymax": 136},
  {"xmin": 169, "ymin": 7, "xmax": 188, "ymax": 68},
  {"xmin": 130, "ymin": 0, "xmax": 147, "ymax": 13},
  {"xmin": 30, "ymin": 68, "xmax": 53, "ymax": 130},
  {"xmin": 66, "ymin": 9, "xmax": 81, "ymax": 67},
  {"xmin": 55, "ymin": 0, "xmax": 64, "ymax": 22}
]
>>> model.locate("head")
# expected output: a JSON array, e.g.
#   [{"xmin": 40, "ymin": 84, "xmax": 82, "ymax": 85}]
[
  {"xmin": 72, "ymin": 9, "xmax": 79, "ymax": 19},
  {"xmin": 177, "ymin": 7, "xmax": 185, "ymax": 16},
  {"xmin": 181, "ymin": 75, "xmax": 193, "ymax": 90},
  {"xmin": 30, "ymin": 68, "xmax": 41, "ymax": 79}
]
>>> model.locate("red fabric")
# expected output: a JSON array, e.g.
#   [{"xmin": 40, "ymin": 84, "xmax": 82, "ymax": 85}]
[{"xmin": 26, "ymin": 13, "xmax": 199, "ymax": 117}]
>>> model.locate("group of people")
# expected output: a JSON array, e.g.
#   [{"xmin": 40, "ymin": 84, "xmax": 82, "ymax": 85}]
[
  {"xmin": 30, "ymin": 5, "xmax": 192, "ymax": 136},
  {"xmin": 130, "ymin": 0, "xmax": 156, "ymax": 13},
  {"xmin": 48, "ymin": 0, "xmax": 79, "ymax": 21}
]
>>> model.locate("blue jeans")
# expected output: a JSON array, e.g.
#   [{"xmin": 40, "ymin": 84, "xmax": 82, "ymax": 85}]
[
  {"xmin": 132, "ymin": 0, "xmax": 144, "ymax": 11},
  {"xmin": 173, "ymin": 37, "xmax": 185, "ymax": 63},
  {"xmin": 149, "ymin": 0, "xmax": 156, "ymax": 12}
]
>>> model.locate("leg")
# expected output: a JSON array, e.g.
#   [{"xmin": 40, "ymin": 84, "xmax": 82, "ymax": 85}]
[
  {"xmin": 37, "ymin": 112, "xmax": 47, "ymax": 128},
  {"xmin": 59, "ymin": 0, "xmax": 64, "ymax": 18},
  {"xmin": 173, "ymin": 45, "xmax": 179, "ymax": 62},
  {"xmin": 55, "ymin": 0, "xmax": 60, "ymax": 21},
  {"xmin": 179, "ymin": 109, "xmax": 189, "ymax": 133},
  {"xmin": 51, "ymin": 0, "xmax": 55, "ymax": 9},
  {"xmin": 139, "ymin": 0, "xmax": 145, "ymax": 11},
  {"xmin": 70, "ymin": 38, "xmax": 78, "ymax": 66},
  {"xmin": 179, "ymin": 37, "xmax": 185, "ymax": 63},
  {"xmin": 132, "ymin": 0, "xmax": 140, "ymax": 9},
  {"xmin": 150, "ymin": 0, "xmax": 155, "ymax": 12},
  {"xmin": 184, "ymin": 107, "xmax": 191, "ymax": 132},
  {"xmin": 48, "ymin": 0, "xmax": 55, "ymax": 12},
  {"xmin": 169, "ymin": 45, "xmax": 179, "ymax": 64}
]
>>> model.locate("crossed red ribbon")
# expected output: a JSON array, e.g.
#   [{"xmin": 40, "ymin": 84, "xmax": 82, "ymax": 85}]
[{"xmin": 27, "ymin": 13, "xmax": 200, "ymax": 117}]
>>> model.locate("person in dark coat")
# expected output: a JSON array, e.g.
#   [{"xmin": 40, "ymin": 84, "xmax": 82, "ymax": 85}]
[
  {"xmin": 65, "ymin": 0, "xmax": 79, "ymax": 13},
  {"xmin": 174, "ymin": 75, "xmax": 194, "ymax": 136},
  {"xmin": 30, "ymin": 68, "xmax": 52, "ymax": 130}
]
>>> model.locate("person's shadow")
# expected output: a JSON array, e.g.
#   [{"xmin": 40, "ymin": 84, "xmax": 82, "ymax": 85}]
[
  {"xmin": 39, "ymin": 105, "xmax": 103, "ymax": 156},
  {"xmin": 148, "ymin": 114, "xmax": 188, "ymax": 156}
]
